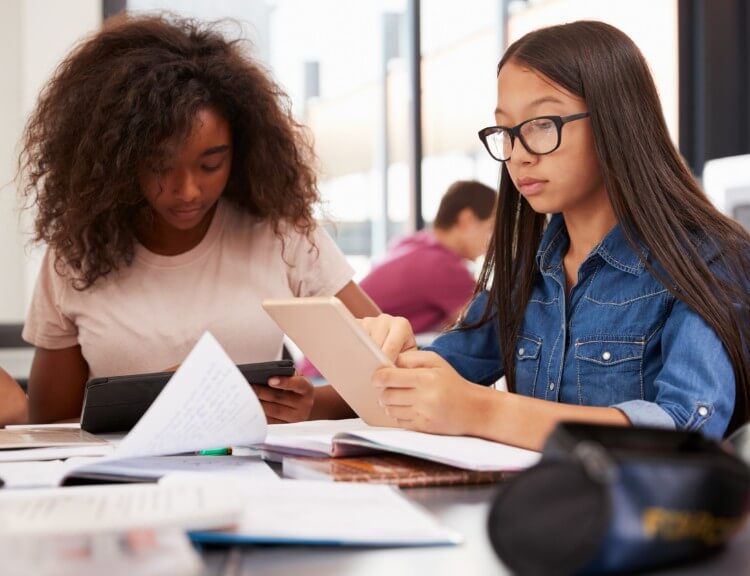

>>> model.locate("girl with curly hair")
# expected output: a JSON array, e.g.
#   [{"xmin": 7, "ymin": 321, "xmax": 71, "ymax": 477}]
[{"xmin": 20, "ymin": 15, "xmax": 378, "ymax": 424}]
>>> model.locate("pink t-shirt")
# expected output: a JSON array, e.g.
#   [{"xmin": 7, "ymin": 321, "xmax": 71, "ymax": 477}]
[
  {"xmin": 359, "ymin": 231, "xmax": 475, "ymax": 333},
  {"xmin": 23, "ymin": 200, "xmax": 354, "ymax": 378}
]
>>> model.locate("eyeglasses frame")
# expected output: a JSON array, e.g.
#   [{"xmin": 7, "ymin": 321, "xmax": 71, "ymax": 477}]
[{"xmin": 478, "ymin": 112, "xmax": 591, "ymax": 162}]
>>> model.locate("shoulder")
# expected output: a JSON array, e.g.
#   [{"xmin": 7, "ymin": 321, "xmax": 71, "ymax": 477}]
[{"xmin": 36, "ymin": 247, "xmax": 76, "ymax": 291}]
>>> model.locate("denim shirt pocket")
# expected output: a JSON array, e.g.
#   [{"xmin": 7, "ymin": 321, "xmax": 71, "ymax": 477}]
[
  {"xmin": 575, "ymin": 336, "xmax": 645, "ymax": 406},
  {"xmin": 515, "ymin": 334, "xmax": 542, "ymax": 397}
]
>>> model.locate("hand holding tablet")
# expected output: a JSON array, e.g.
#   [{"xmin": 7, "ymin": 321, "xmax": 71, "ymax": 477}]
[{"xmin": 262, "ymin": 297, "xmax": 397, "ymax": 427}]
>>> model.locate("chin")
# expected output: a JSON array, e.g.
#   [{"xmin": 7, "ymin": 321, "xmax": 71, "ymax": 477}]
[{"xmin": 523, "ymin": 196, "xmax": 564, "ymax": 215}]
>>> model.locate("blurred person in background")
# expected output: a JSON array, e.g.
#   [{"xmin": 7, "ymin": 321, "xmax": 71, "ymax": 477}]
[{"xmin": 300, "ymin": 180, "xmax": 496, "ymax": 377}]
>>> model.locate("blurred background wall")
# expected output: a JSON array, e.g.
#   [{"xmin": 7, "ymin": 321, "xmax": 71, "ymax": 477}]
[{"xmin": 1, "ymin": 0, "xmax": 748, "ymax": 323}]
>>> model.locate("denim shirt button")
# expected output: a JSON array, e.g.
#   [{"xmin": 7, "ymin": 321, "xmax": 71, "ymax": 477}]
[
  {"xmin": 601, "ymin": 351, "xmax": 612, "ymax": 361},
  {"xmin": 548, "ymin": 382, "xmax": 555, "ymax": 391},
  {"xmin": 698, "ymin": 406, "xmax": 709, "ymax": 417},
  {"xmin": 518, "ymin": 348, "xmax": 525, "ymax": 357}
]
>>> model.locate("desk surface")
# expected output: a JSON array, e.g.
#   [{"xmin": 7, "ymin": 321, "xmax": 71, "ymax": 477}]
[{"xmin": 198, "ymin": 481, "xmax": 750, "ymax": 576}]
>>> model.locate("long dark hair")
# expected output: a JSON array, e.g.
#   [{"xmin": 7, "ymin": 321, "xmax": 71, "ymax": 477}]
[
  {"xmin": 19, "ymin": 14, "xmax": 319, "ymax": 289},
  {"xmin": 470, "ymin": 21, "xmax": 750, "ymax": 434}
]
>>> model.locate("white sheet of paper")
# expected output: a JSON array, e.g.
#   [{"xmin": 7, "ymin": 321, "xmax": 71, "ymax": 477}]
[
  {"xmin": 0, "ymin": 529, "xmax": 203, "ymax": 576},
  {"xmin": 0, "ymin": 460, "xmax": 69, "ymax": 488},
  {"xmin": 0, "ymin": 482, "xmax": 242, "ymax": 535},
  {"xmin": 116, "ymin": 332, "xmax": 267, "ymax": 458},
  {"xmin": 166, "ymin": 476, "xmax": 460, "ymax": 546}
]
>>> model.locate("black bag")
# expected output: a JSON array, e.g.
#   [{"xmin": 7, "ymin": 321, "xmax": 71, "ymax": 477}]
[{"xmin": 487, "ymin": 423, "xmax": 750, "ymax": 575}]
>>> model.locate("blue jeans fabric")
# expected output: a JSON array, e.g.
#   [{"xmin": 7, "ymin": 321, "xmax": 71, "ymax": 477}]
[{"xmin": 425, "ymin": 214, "xmax": 735, "ymax": 438}]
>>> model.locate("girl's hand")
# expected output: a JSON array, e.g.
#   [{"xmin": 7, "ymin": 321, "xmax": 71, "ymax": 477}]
[
  {"xmin": 359, "ymin": 314, "xmax": 418, "ymax": 362},
  {"xmin": 373, "ymin": 351, "xmax": 484, "ymax": 436},
  {"xmin": 251, "ymin": 375, "xmax": 314, "ymax": 424}
]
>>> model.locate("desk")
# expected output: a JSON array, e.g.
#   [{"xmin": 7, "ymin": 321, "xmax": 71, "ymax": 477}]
[{"xmin": 198, "ymin": 482, "xmax": 750, "ymax": 576}]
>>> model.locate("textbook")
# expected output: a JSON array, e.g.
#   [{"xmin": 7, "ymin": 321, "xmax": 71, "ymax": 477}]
[
  {"xmin": 282, "ymin": 453, "xmax": 513, "ymax": 487},
  {"xmin": 259, "ymin": 419, "xmax": 541, "ymax": 472}
]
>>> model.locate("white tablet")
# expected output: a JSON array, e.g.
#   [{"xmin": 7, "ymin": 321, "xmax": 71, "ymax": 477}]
[{"xmin": 261, "ymin": 297, "xmax": 396, "ymax": 427}]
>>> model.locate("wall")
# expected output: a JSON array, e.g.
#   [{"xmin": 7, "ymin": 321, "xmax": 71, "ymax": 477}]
[{"xmin": 0, "ymin": 0, "xmax": 101, "ymax": 322}]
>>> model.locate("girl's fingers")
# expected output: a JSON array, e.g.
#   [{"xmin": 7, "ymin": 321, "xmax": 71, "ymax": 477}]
[
  {"xmin": 252, "ymin": 384, "xmax": 304, "ymax": 410},
  {"xmin": 261, "ymin": 400, "xmax": 298, "ymax": 422},
  {"xmin": 372, "ymin": 367, "xmax": 419, "ymax": 389},
  {"xmin": 268, "ymin": 375, "xmax": 310, "ymax": 395},
  {"xmin": 395, "ymin": 351, "xmax": 443, "ymax": 369},
  {"xmin": 379, "ymin": 387, "xmax": 417, "ymax": 407},
  {"xmin": 382, "ymin": 405, "xmax": 415, "ymax": 420}
]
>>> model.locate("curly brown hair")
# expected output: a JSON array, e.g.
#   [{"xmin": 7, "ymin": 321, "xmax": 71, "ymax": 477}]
[{"xmin": 20, "ymin": 14, "xmax": 319, "ymax": 289}]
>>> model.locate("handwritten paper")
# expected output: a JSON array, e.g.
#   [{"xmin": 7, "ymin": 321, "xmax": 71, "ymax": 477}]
[{"xmin": 116, "ymin": 332, "xmax": 267, "ymax": 458}]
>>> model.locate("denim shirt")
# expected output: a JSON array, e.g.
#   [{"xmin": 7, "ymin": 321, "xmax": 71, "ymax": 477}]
[{"xmin": 425, "ymin": 214, "xmax": 735, "ymax": 438}]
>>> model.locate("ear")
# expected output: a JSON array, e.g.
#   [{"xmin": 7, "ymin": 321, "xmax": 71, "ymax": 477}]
[{"xmin": 456, "ymin": 207, "xmax": 478, "ymax": 228}]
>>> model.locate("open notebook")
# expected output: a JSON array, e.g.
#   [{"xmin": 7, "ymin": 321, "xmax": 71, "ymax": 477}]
[{"xmin": 259, "ymin": 419, "xmax": 541, "ymax": 472}]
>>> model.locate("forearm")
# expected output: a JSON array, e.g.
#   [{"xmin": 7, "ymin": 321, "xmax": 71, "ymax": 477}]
[
  {"xmin": 0, "ymin": 369, "xmax": 27, "ymax": 425},
  {"xmin": 468, "ymin": 387, "xmax": 630, "ymax": 451},
  {"xmin": 27, "ymin": 347, "xmax": 89, "ymax": 423},
  {"xmin": 310, "ymin": 385, "xmax": 356, "ymax": 420}
]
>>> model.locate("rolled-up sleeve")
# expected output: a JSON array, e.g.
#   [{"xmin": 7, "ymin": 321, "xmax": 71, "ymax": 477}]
[{"xmin": 613, "ymin": 297, "xmax": 735, "ymax": 438}]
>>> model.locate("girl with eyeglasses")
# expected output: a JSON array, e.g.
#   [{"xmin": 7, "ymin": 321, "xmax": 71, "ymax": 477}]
[
  {"xmin": 19, "ymin": 15, "xmax": 378, "ymax": 424},
  {"xmin": 362, "ymin": 21, "xmax": 750, "ymax": 450}
]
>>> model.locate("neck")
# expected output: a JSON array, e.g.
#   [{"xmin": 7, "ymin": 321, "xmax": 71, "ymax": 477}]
[
  {"xmin": 562, "ymin": 197, "xmax": 617, "ymax": 260},
  {"xmin": 433, "ymin": 227, "xmax": 466, "ymax": 258},
  {"xmin": 138, "ymin": 204, "xmax": 218, "ymax": 256}
]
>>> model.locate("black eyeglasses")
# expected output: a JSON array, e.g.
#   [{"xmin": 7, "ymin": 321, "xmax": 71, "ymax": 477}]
[{"xmin": 478, "ymin": 112, "xmax": 590, "ymax": 162}]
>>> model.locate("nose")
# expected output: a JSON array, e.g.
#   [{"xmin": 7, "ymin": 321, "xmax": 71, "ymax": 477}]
[
  {"xmin": 508, "ymin": 136, "xmax": 537, "ymax": 167},
  {"xmin": 173, "ymin": 169, "xmax": 200, "ymax": 203}
]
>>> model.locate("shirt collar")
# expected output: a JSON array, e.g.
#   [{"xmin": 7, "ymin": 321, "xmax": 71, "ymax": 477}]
[{"xmin": 536, "ymin": 214, "xmax": 649, "ymax": 276}]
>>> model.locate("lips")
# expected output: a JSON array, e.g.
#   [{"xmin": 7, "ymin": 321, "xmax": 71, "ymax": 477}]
[
  {"xmin": 170, "ymin": 206, "xmax": 203, "ymax": 221},
  {"xmin": 516, "ymin": 177, "xmax": 547, "ymax": 196}
]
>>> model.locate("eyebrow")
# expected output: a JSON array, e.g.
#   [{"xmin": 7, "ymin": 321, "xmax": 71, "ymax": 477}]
[
  {"xmin": 495, "ymin": 95, "xmax": 566, "ymax": 116},
  {"xmin": 201, "ymin": 145, "xmax": 230, "ymax": 157}
]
